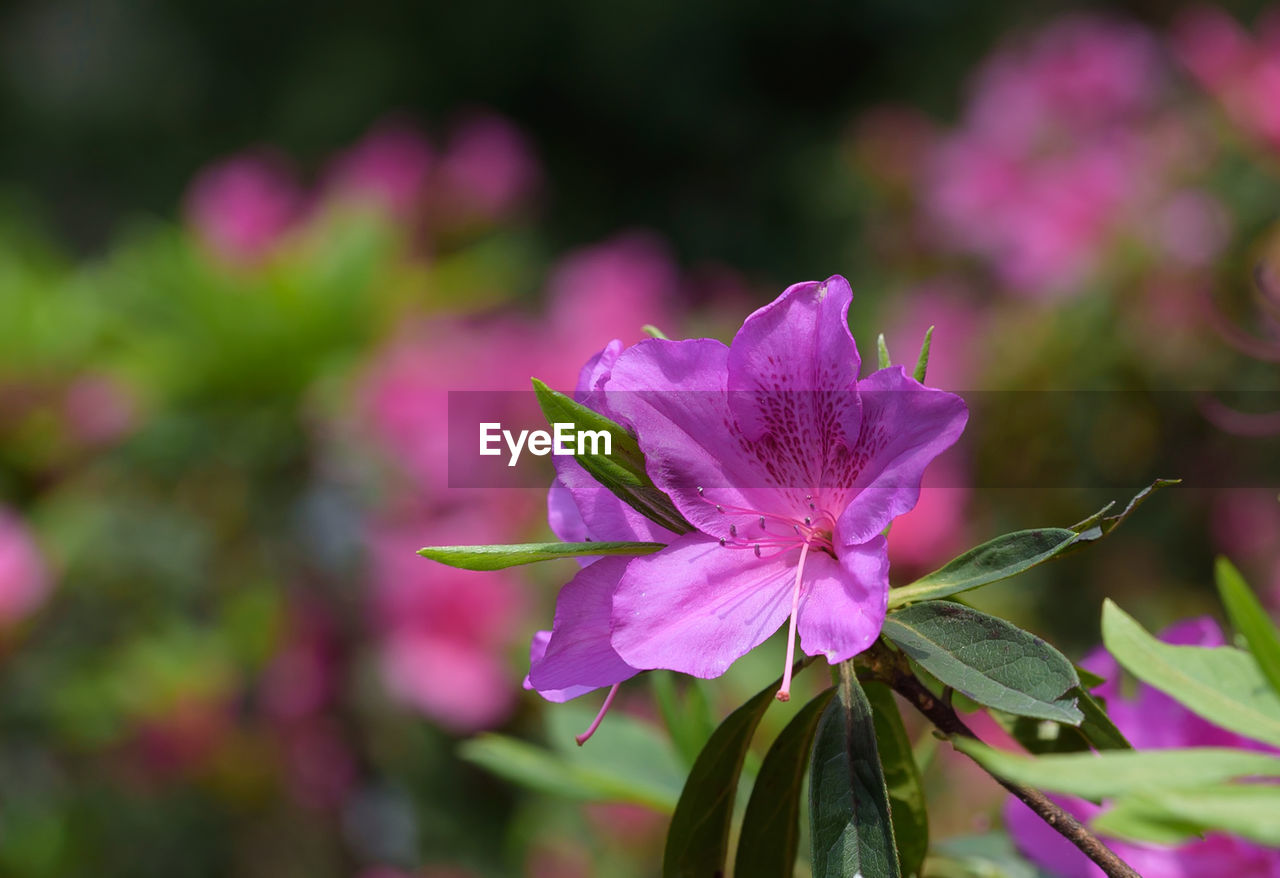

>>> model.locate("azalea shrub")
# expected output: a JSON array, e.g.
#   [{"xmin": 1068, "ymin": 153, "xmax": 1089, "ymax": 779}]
[{"xmin": 422, "ymin": 278, "xmax": 1280, "ymax": 877}]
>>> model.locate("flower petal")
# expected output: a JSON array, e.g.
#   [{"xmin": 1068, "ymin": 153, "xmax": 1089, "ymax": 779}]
[
  {"xmin": 524, "ymin": 631, "xmax": 598, "ymax": 703},
  {"xmin": 837, "ymin": 366, "xmax": 969, "ymax": 545},
  {"xmin": 610, "ymin": 532, "xmax": 798, "ymax": 678},
  {"xmin": 797, "ymin": 536, "xmax": 889, "ymax": 663},
  {"xmin": 604, "ymin": 339, "xmax": 771, "ymax": 539},
  {"xmin": 727, "ymin": 275, "xmax": 862, "ymax": 441},
  {"xmin": 527, "ymin": 556, "xmax": 639, "ymax": 698}
]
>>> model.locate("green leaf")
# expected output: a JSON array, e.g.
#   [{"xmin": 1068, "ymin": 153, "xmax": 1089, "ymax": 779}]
[
  {"xmin": 1076, "ymin": 688, "xmax": 1132, "ymax": 751},
  {"xmin": 417, "ymin": 540, "xmax": 663, "ymax": 571},
  {"xmin": 810, "ymin": 671, "xmax": 901, "ymax": 878},
  {"xmin": 459, "ymin": 734, "xmax": 679, "ymax": 812},
  {"xmin": 1092, "ymin": 784, "xmax": 1280, "ymax": 847},
  {"xmin": 1075, "ymin": 665, "xmax": 1107, "ymax": 690},
  {"xmin": 1216, "ymin": 557, "xmax": 1280, "ymax": 697},
  {"xmin": 663, "ymin": 664, "xmax": 799, "ymax": 877},
  {"xmin": 1102, "ymin": 600, "xmax": 1280, "ymax": 748},
  {"xmin": 913, "ymin": 326, "xmax": 933, "ymax": 383},
  {"xmin": 651, "ymin": 671, "xmax": 715, "ymax": 768},
  {"xmin": 643, "ymin": 324, "xmax": 670, "ymax": 339},
  {"xmin": 1070, "ymin": 479, "xmax": 1180, "ymax": 540},
  {"xmin": 735, "ymin": 689, "xmax": 836, "ymax": 878},
  {"xmin": 883, "ymin": 604, "xmax": 1082, "ymax": 724},
  {"xmin": 952, "ymin": 737, "xmax": 1280, "ymax": 801},
  {"xmin": 877, "ymin": 333, "xmax": 892, "ymax": 370},
  {"xmin": 865, "ymin": 682, "xmax": 929, "ymax": 878},
  {"xmin": 532, "ymin": 378, "xmax": 694, "ymax": 535},
  {"xmin": 997, "ymin": 713, "xmax": 1092, "ymax": 756},
  {"xmin": 889, "ymin": 529, "xmax": 1080, "ymax": 608}
]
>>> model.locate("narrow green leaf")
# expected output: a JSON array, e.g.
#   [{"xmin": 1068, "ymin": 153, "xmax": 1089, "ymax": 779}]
[
  {"xmin": 877, "ymin": 333, "xmax": 892, "ymax": 370},
  {"xmin": 912, "ymin": 326, "xmax": 934, "ymax": 383},
  {"xmin": 865, "ymin": 682, "xmax": 929, "ymax": 878},
  {"xmin": 651, "ymin": 671, "xmax": 714, "ymax": 768},
  {"xmin": 1102, "ymin": 600, "xmax": 1280, "ymax": 748},
  {"xmin": 1076, "ymin": 688, "xmax": 1132, "ymax": 751},
  {"xmin": 532, "ymin": 378, "xmax": 694, "ymax": 535},
  {"xmin": 1093, "ymin": 785, "xmax": 1280, "ymax": 847},
  {"xmin": 643, "ymin": 324, "xmax": 670, "ymax": 339},
  {"xmin": 663, "ymin": 663, "xmax": 803, "ymax": 877},
  {"xmin": 458, "ymin": 734, "xmax": 678, "ymax": 812},
  {"xmin": 1075, "ymin": 665, "xmax": 1107, "ymax": 690},
  {"xmin": 810, "ymin": 671, "xmax": 901, "ymax": 878},
  {"xmin": 417, "ymin": 540, "xmax": 663, "ymax": 571},
  {"xmin": 889, "ymin": 529, "xmax": 1080, "ymax": 608},
  {"xmin": 883, "ymin": 604, "xmax": 1082, "ymax": 724},
  {"xmin": 952, "ymin": 737, "xmax": 1280, "ymax": 801},
  {"xmin": 735, "ymin": 689, "xmax": 836, "ymax": 878},
  {"xmin": 997, "ymin": 713, "xmax": 1091, "ymax": 755},
  {"xmin": 1216, "ymin": 557, "xmax": 1280, "ymax": 697},
  {"xmin": 1070, "ymin": 479, "xmax": 1180, "ymax": 540}
]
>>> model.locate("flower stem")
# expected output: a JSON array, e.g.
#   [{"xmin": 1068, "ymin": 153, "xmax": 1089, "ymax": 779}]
[{"xmin": 860, "ymin": 642, "xmax": 1140, "ymax": 878}]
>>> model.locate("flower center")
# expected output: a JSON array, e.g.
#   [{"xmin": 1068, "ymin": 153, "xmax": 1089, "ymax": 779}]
[{"xmin": 696, "ymin": 487, "xmax": 836, "ymax": 700}]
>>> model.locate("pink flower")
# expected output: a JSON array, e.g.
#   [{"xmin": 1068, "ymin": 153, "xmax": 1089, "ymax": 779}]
[
  {"xmin": 545, "ymin": 232, "xmax": 680, "ymax": 371},
  {"xmin": 184, "ymin": 152, "xmax": 304, "ymax": 264},
  {"xmin": 923, "ymin": 15, "xmax": 1176, "ymax": 297},
  {"xmin": 1006, "ymin": 618, "xmax": 1280, "ymax": 877},
  {"xmin": 325, "ymin": 118, "xmax": 434, "ymax": 220},
  {"xmin": 437, "ymin": 112, "xmax": 539, "ymax": 220},
  {"xmin": 62, "ymin": 374, "xmax": 137, "ymax": 447},
  {"xmin": 368, "ymin": 519, "xmax": 525, "ymax": 733},
  {"xmin": 0, "ymin": 507, "xmax": 50, "ymax": 624}
]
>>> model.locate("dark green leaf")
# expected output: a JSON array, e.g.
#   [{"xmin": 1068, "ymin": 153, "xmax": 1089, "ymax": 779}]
[
  {"xmin": 663, "ymin": 663, "xmax": 803, "ymax": 877},
  {"xmin": 1075, "ymin": 665, "xmax": 1107, "ymax": 690},
  {"xmin": 913, "ymin": 326, "xmax": 933, "ymax": 384},
  {"xmin": 532, "ymin": 378, "xmax": 694, "ymax": 535},
  {"xmin": 810, "ymin": 671, "xmax": 901, "ymax": 878},
  {"xmin": 883, "ymin": 604, "xmax": 1082, "ymax": 724},
  {"xmin": 1076, "ymin": 688, "xmax": 1132, "ymax": 751},
  {"xmin": 998, "ymin": 713, "xmax": 1091, "ymax": 755},
  {"xmin": 865, "ymin": 682, "xmax": 928, "ymax": 878},
  {"xmin": 1216, "ymin": 557, "xmax": 1280, "ymax": 697},
  {"xmin": 888, "ymin": 529, "xmax": 1079, "ymax": 608},
  {"xmin": 735, "ymin": 689, "xmax": 836, "ymax": 878},
  {"xmin": 1102, "ymin": 600, "xmax": 1280, "ymax": 748},
  {"xmin": 417, "ymin": 540, "xmax": 663, "ymax": 571}
]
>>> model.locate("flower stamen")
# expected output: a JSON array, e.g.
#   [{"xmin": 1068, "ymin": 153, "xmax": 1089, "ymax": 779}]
[
  {"xmin": 777, "ymin": 541, "xmax": 811, "ymax": 702},
  {"xmin": 575, "ymin": 682, "xmax": 621, "ymax": 745}
]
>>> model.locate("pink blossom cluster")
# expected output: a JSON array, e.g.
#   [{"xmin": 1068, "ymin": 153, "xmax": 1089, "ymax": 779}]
[
  {"xmin": 357, "ymin": 234, "xmax": 685, "ymax": 732},
  {"xmin": 923, "ymin": 16, "xmax": 1225, "ymax": 297},
  {"xmin": 1174, "ymin": 6, "xmax": 1280, "ymax": 152},
  {"xmin": 185, "ymin": 112, "xmax": 539, "ymax": 265}
]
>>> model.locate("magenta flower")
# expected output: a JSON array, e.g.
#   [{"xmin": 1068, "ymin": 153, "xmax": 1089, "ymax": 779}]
[
  {"xmin": 184, "ymin": 151, "xmax": 304, "ymax": 265},
  {"xmin": 324, "ymin": 118, "xmax": 434, "ymax": 220},
  {"xmin": 530, "ymin": 278, "xmax": 967, "ymax": 703},
  {"xmin": 438, "ymin": 111, "xmax": 540, "ymax": 220},
  {"xmin": 1006, "ymin": 618, "xmax": 1280, "ymax": 877}
]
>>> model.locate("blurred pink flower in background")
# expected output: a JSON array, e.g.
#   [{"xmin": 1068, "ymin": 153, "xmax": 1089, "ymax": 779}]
[
  {"xmin": 924, "ymin": 16, "xmax": 1189, "ymax": 297},
  {"xmin": 437, "ymin": 112, "xmax": 540, "ymax": 220},
  {"xmin": 367, "ymin": 520, "xmax": 526, "ymax": 733},
  {"xmin": 0, "ymin": 506, "xmax": 50, "ymax": 625},
  {"xmin": 184, "ymin": 151, "xmax": 305, "ymax": 264},
  {"xmin": 545, "ymin": 231, "xmax": 680, "ymax": 370},
  {"xmin": 62, "ymin": 374, "xmax": 137, "ymax": 447},
  {"xmin": 1006, "ymin": 618, "xmax": 1280, "ymax": 877},
  {"xmin": 1175, "ymin": 6, "xmax": 1280, "ymax": 150},
  {"xmin": 325, "ymin": 118, "xmax": 435, "ymax": 220}
]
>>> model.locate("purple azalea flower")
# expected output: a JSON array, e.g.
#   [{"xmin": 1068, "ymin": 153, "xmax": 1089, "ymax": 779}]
[
  {"xmin": 527, "ymin": 277, "xmax": 967, "ymax": 712},
  {"xmin": 1006, "ymin": 617, "xmax": 1280, "ymax": 878}
]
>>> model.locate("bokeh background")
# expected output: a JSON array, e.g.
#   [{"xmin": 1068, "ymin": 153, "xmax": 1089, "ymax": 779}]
[{"xmin": 2, "ymin": 1, "xmax": 1280, "ymax": 876}]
